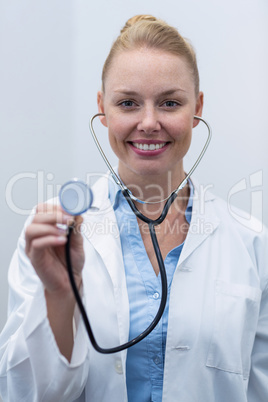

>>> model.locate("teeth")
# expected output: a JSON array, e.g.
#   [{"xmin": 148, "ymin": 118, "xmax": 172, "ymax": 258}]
[{"xmin": 132, "ymin": 142, "xmax": 166, "ymax": 151}]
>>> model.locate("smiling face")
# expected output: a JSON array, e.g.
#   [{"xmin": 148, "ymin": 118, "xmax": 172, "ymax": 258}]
[{"xmin": 97, "ymin": 48, "xmax": 203, "ymax": 186}]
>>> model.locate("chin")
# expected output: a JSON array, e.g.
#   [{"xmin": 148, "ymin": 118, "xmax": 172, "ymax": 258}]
[{"xmin": 126, "ymin": 162, "xmax": 172, "ymax": 178}]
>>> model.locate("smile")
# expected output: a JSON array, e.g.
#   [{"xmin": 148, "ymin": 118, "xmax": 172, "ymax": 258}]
[{"xmin": 132, "ymin": 142, "xmax": 167, "ymax": 151}]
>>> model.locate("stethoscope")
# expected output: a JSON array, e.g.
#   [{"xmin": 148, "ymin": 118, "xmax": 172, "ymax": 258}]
[{"xmin": 59, "ymin": 113, "xmax": 211, "ymax": 354}]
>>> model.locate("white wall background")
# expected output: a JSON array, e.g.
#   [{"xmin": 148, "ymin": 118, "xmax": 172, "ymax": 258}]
[{"xmin": 0, "ymin": 0, "xmax": 267, "ymax": 365}]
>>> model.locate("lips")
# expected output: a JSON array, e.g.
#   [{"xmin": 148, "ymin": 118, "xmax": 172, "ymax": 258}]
[{"xmin": 128, "ymin": 140, "xmax": 169, "ymax": 156}]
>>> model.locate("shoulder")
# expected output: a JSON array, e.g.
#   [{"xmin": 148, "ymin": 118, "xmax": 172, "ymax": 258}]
[
  {"xmin": 209, "ymin": 191, "xmax": 266, "ymax": 243},
  {"xmin": 192, "ymin": 177, "xmax": 266, "ymax": 239},
  {"xmin": 192, "ymin": 178, "xmax": 268, "ymax": 278}
]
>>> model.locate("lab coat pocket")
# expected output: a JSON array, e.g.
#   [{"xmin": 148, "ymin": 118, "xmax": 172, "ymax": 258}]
[{"xmin": 206, "ymin": 280, "xmax": 261, "ymax": 379}]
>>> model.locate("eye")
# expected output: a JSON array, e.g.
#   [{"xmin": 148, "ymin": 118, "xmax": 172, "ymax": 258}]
[
  {"xmin": 119, "ymin": 100, "xmax": 136, "ymax": 108},
  {"xmin": 162, "ymin": 100, "xmax": 180, "ymax": 108}
]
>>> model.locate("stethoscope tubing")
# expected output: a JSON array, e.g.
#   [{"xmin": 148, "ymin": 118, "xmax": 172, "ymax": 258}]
[
  {"xmin": 66, "ymin": 221, "xmax": 168, "ymax": 354},
  {"xmin": 65, "ymin": 113, "xmax": 212, "ymax": 354}
]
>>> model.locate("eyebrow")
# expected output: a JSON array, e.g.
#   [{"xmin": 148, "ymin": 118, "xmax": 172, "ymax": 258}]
[{"xmin": 114, "ymin": 88, "xmax": 186, "ymax": 96}]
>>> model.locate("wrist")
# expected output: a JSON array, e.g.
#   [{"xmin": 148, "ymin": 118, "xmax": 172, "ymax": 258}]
[
  {"xmin": 45, "ymin": 271, "xmax": 82, "ymax": 297},
  {"xmin": 45, "ymin": 287, "xmax": 79, "ymax": 362},
  {"xmin": 45, "ymin": 276, "xmax": 82, "ymax": 312}
]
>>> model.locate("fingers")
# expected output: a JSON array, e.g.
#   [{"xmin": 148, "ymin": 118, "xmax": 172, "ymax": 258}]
[
  {"xmin": 25, "ymin": 203, "xmax": 83, "ymax": 257},
  {"xmin": 25, "ymin": 223, "xmax": 67, "ymax": 256},
  {"xmin": 34, "ymin": 203, "xmax": 75, "ymax": 226}
]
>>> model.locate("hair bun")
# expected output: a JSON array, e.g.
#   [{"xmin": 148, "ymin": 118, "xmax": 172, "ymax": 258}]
[
  {"xmin": 120, "ymin": 15, "xmax": 158, "ymax": 34},
  {"xmin": 102, "ymin": 14, "xmax": 199, "ymax": 96}
]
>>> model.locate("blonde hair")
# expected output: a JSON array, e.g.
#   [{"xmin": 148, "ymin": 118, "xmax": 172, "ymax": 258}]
[{"xmin": 102, "ymin": 15, "xmax": 200, "ymax": 95}]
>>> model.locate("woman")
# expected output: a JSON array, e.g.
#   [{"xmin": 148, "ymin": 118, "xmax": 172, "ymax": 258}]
[{"xmin": 0, "ymin": 15, "xmax": 267, "ymax": 402}]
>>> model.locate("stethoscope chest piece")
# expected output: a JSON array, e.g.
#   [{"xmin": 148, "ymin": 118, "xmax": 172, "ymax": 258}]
[{"xmin": 59, "ymin": 179, "xmax": 93, "ymax": 215}]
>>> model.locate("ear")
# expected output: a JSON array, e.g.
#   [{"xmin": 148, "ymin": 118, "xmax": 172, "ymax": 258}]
[
  {"xmin": 193, "ymin": 91, "xmax": 204, "ymax": 128},
  {"xmin": 97, "ymin": 91, "xmax": 108, "ymax": 127}
]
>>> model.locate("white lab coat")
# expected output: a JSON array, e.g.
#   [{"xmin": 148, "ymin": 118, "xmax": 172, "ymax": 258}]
[{"xmin": 0, "ymin": 175, "xmax": 267, "ymax": 402}]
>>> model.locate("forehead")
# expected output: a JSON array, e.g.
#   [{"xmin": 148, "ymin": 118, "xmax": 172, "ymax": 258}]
[{"xmin": 104, "ymin": 48, "xmax": 195, "ymax": 94}]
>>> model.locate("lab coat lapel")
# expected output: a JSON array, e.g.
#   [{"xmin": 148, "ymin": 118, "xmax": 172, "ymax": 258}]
[
  {"xmin": 85, "ymin": 209, "xmax": 124, "ymax": 287},
  {"xmin": 83, "ymin": 176, "xmax": 129, "ymax": 347},
  {"xmin": 178, "ymin": 182, "xmax": 220, "ymax": 267},
  {"xmin": 84, "ymin": 176, "xmax": 124, "ymax": 285}
]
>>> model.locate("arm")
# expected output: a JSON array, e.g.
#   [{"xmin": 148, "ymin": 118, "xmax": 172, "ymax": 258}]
[
  {"xmin": 247, "ymin": 228, "xmax": 268, "ymax": 401},
  {"xmin": 247, "ymin": 281, "xmax": 268, "ymax": 400},
  {"xmin": 0, "ymin": 204, "xmax": 90, "ymax": 401},
  {"xmin": 24, "ymin": 203, "xmax": 84, "ymax": 361}
]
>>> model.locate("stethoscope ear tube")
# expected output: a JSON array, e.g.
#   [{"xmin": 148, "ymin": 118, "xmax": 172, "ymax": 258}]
[{"xmin": 89, "ymin": 113, "xmax": 212, "ymax": 203}]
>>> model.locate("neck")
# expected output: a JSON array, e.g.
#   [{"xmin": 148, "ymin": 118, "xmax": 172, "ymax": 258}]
[{"xmin": 118, "ymin": 165, "xmax": 189, "ymax": 218}]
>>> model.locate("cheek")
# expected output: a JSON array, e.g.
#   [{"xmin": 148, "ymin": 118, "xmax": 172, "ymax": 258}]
[
  {"xmin": 107, "ymin": 119, "xmax": 129, "ymax": 158},
  {"xmin": 167, "ymin": 116, "xmax": 192, "ymax": 141},
  {"xmin": 107, "ymin": 114, "xmax": 135, "ymax": 143},
  {"xmin": 108, "ymin": 122, "xmax": 125, "ymax": 146},
  {"xmin": 167, "ymin": 117, "xmax": 193, "ymax": 159}
]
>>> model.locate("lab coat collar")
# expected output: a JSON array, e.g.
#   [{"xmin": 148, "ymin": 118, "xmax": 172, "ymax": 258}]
[
  {"xmin": 89, "ymin": 173, "xmax": 112, "ymax": 210},
  {"xmin": 84, "ymin": 173, "xmax": 220, "ymax": 272},
  {"xmin": 178, "ymin": 177, "xmax": 220, "ymax": 267}
]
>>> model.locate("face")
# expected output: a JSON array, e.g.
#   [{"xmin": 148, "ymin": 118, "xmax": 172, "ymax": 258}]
[{"xmin": 97, "ymin": 48, "xmax": 203, "ymax": 184}]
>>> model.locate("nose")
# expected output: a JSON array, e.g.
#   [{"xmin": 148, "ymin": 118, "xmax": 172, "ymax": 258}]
[{"xmin": 137, "ymin": 106, "xmax": 161, "ymax": 134}]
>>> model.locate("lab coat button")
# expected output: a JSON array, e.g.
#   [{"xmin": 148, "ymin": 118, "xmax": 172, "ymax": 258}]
[
  {"xmin": 153, "ymin": 292, "xmax": 160, "ymax": 299},
  {"xmin": 115, "ymin": 359, "xmax": 123, "ymax": 374}
]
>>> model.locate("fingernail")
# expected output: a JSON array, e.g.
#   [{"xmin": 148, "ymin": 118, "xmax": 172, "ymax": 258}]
[
  {"xmin": 56, "ymin": 223, "xmax": 68, "ymax": 231},
  {"xmin": 57, "ymin": 236, "xmax": 67, "ymax": 243},
  {"xmin": 57, "ymin": 227, "xmax": 67, "ymax": 235}
]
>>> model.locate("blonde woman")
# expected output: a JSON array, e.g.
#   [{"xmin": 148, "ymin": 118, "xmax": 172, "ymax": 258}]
[{"xmin": 0, "ymin": 15, "xmax": 267, "ymax": 402}]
